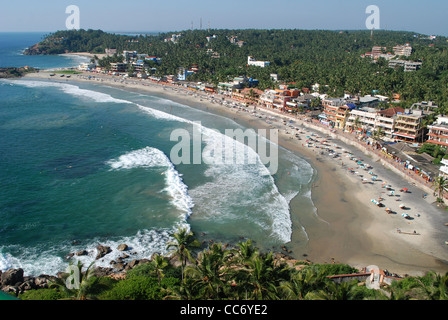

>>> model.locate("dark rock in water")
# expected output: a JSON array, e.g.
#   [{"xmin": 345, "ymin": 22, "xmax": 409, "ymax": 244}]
[
  {"xmin": 117, "ymin": 244, "xmax": 128, "ymax": 251},
  {"xmin": 66, "ymin": 253, "xmax": 75, "ymax": 260},
  {"xmin": 76, "ymin": 250, "xmax": 89, "ymax": 256},
  {"xmin": 96, "ymin": 245, "xmax": 112, "ymax": 260},
  {"xmin": 1, "ymin": 268, "xmax": 24, "ymax": 287}
]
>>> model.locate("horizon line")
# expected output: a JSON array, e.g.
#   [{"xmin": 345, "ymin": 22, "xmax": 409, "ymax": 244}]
[{"xmin": 0, "ymin": 28, "xmax": 443, "ymax": 37}]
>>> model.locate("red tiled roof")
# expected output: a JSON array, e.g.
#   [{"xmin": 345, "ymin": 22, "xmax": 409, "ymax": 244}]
[{"xmin": 378, "ymin": 107, "xmax": 405, "ymax": 117}]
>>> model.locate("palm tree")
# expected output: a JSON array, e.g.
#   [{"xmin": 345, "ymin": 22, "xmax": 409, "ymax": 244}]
[
  {"xmin": 234, "ymin": 239, "xmax": 258, "ymax": 266},
  {"xmin": 416, "ymin": 271, "xmax": 448, "ymax": 300},
  {"xmin": 242, "ymin": 252, "xmax": 288, "ymax": 300},
  {"xmin": 151, "ymin": 254, "xmax": 169, "ymax": 286},
  {"xmin": 304, "ymin": 280, "xmax": 358, "ymax": 300},
  {"xmin": 185, "ymin": 243, "xmax": 229, "ymax": 299},
  {"xmin": 353, "ymin": 116, "xmax": 361, "ymax": 133},
  {"xmin": 49, "ymin": 260, "xmax": 96, "ymax": 300},
  {"xmin": 432, "ymin": 176, "xmax": 448, "ymax": 202},
  {"xmin": 372, "ymin": 126, "xmax": 385, "ymax": 142},
  {"xmin": 166, "ymin": 227, "xmax": 200, "ymax": 282},
  {"xmin": 279, "ymin": 268, "xmax": 326, "ymax": 300}
]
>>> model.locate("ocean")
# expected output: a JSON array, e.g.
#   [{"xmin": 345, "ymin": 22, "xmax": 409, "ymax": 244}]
[{"xmin": 0, "ymin": 32, "xmax": 316, "ymax": 276}]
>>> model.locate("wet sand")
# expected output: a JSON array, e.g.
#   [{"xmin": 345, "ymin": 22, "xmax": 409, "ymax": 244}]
[{"xmin": 23, "ymin": 71, "xmax": 448, "ymax": 276}]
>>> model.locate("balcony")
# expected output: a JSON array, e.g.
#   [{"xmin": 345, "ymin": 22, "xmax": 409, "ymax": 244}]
[
  {"xmin": 397, "ymin": 118, "xmax": 420, "ymax": 125},
  {"xmin": 394, "ymin": 124, "xmax": 420, "ymax": 131},
  {"xmin": 427, "ymin": 138, "xmax": 448, "ymax": 147}
]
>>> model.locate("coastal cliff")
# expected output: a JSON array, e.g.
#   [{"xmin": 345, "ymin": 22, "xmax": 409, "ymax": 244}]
[
  {"xmin": 0, "ymin": 67, "xmax": 38, "ymax": 78},
  {"xmin": 23, "ymin": 42, "xmax": 67, "ymax": 55}
]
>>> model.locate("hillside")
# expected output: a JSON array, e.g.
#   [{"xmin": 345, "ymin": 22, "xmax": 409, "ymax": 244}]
[{"xmin": 24, "ymin": 28, "xmax": 448, "ymax": 112}]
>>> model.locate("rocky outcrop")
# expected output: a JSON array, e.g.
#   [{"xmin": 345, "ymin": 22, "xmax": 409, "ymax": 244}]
[
  {"xmin": 0, "ymin": 67, "xmax": 38, "ymax": 79},
  {"xmin": 96, "ymin": 245, "xmax": 112, "ymax": 260},
  {"xmin": 0, "ymin": 271, "xmax": 58, "ymax": 297},
  {"xmin": 23, "ymin": 44, "xmax": 45, "ymax": 55},
  {"xmin": 1, "ymin": 268, "xmax": 24, "ymax": 286}
]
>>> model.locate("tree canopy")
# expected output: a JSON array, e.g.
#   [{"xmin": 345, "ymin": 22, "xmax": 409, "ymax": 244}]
[{"xmin": 29, "ymin": 28, "xmax": 448, "ymax": 113}]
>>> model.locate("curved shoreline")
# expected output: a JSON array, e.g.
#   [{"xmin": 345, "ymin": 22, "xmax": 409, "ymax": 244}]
[{"xmin": 21, "ymin": 71, "xmax": 448, "ymax": 276}]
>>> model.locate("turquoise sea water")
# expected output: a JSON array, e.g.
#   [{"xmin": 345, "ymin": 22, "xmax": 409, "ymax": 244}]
[{"xmin": 0, "ymin": 33, "xmax": 315, "ymax": 276}]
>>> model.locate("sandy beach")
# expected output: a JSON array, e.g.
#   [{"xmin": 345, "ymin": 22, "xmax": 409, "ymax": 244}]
[{"xmin": 22, "ymin": 70, "xmax": 448, "ymax": 276}]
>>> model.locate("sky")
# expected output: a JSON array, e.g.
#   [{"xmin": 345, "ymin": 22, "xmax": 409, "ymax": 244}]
[{"xmin": 1, "ymin": 0, "xmax": 447, "ymax": 36}]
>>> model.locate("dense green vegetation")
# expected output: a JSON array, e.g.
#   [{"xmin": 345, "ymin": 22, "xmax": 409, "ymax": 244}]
[
  {"xmin": 25, "ymin": 29, "xmax": 448, "ymax": 114},
  {"xmin": 14, "ymin": 228, "xmax": 448, "ymax": 301},
  {"xmin": 418, "ymin": 143, "xmax": 448, "ymax": 164}
]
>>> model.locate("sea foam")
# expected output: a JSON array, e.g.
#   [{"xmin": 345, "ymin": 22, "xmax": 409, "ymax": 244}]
[
  {"xmin": 0, "ymin": 227, "xmax": 182, "ymax": 277},
  {"xmin": 137, "ymin": 103, "xmax": 293, "ymax": 243},
  {"xmin": 6, "ymin": 80, "xmax": 132, "ymax": 104},
  {"xmin": 107, "ymin": 147, "xmax": 195, "ymax": 220}
]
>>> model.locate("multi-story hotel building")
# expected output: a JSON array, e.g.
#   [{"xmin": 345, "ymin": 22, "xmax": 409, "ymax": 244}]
[
  {"xmin": 427, "ymin": 116, "xmax": 448, "ymax": 147},
  {"xmin": 393, "ymin": 110, "xmax": 428, "ymax": 143},
  {"xmin": 322, "ymin": 98, "xmax": 350, "ymax": 129}
]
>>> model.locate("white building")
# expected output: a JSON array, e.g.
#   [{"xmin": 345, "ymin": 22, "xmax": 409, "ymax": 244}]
[
  {"xmin": 393, "ymin": 44, "xmax": 413, "ymax": 57},
  {"xmin": 248, "ymin": 56, "xmax": 270, "ymax": 68},
  {"xmin": 345, "ymin": 106, "xmax": 404, "ymax": 138},
  {"xmin": 389, "ymin": 59, "xmax": 422, "ymax": 72},
  {"xmin": 439, "ymin": 158, "xmax": 448, "ymax": 178},
  {"xmin": 164, "ymin": 34, "xmax": 182, "ymax": 43},
  {"xmin": 78, "ymin": 63, "xmax": 96, "ymax": 71}
]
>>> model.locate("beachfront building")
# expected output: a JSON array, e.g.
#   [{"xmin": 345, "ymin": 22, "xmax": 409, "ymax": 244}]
[
  {"xmin": 427, "ymin": 116, "xmax": 448, "ymax": 147},
  {"xmin": 345, "ymin": 106, "xmax": 404, "ymax": 139},
  {"xmin": 78, "ymin": 63, "xmax": 96, "ymax": 71},
  {"xmin": 321, "ymin": 98, "xmax": 350, "ymax": 129},
  {"xmin": 259, "ymin": 90, "xmax": 277, "ymax": 109},
  {"xmin": 232, "ymin": 88, "xmax": 264, "ymax": 105},
  {"xmin": 439, "ymin": 158, "xmax": 448, "ymax": 178},
  {"xmin": 285, "ymin": 94, "xmax": 316, "ymax": 112},
  {"xmin": 110, "ymin": 62, "xmax": 127, "ymax": 73},
  {"xmin": 217, "ymin": 82, "xmax": 237, "ymax": 96},
  {"xmin": 177, "ymin": 67, "xmax": 196, "ymax": 81},
  {"xmin": 247, "ymin": 56, "xmax": 270, "ymax": 68},
  {"xmin": 345, "ymin": 107, "xmax": 377, "ymax": 134},
  {"xmin": 132, "ymin": 60, "xmax": 146, "ymax": 73},
  {"xmin": 393, "ymin": 109, "xmax": 429, "ymax": 143},
  {"xmin": 273, "ymin": 91, "xmax": 291, "ymax": 111},
  {"xmin": 376, "ymin": 107, "xmax": 405, "ymax": 139}
]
